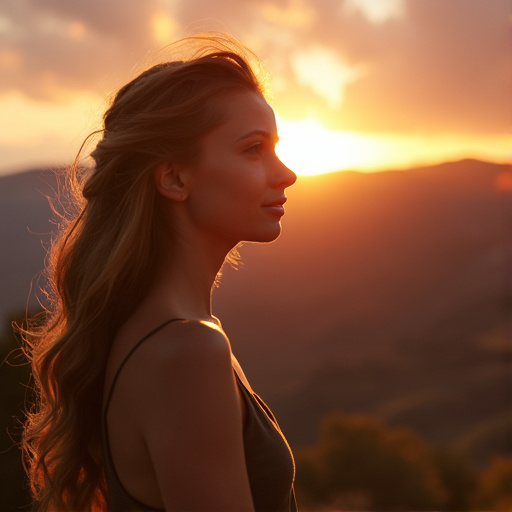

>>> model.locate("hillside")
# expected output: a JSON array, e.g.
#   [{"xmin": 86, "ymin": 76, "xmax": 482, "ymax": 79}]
[{"xmin": 1, "ymin": 159, "xmax": 511, "ymax": 465}]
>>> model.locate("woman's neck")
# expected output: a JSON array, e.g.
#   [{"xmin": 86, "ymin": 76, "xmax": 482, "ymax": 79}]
[{"xmin": 144, "ymin": 236, "xmax": 231, "ymax": 323}]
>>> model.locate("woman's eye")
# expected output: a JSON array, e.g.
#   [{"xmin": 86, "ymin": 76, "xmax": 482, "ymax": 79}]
[{"xmin": 246, "ymin": 143, "xmax": 263, "ymax": 155}]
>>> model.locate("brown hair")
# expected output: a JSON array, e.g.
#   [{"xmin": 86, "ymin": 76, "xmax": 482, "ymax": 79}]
[{"xmin": 22, "ymin": 33, "xmax": 264, "ymax": 511}]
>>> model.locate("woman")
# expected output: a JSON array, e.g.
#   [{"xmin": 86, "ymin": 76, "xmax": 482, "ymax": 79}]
[{"xmin": 22, "ymin": 33, "xmax": 297, "ymax": 511}]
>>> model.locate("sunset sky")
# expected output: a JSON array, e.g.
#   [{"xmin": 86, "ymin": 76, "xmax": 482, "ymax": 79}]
[{"xmin": 0, "ymin": 0, "xmax": 510, "ymax": 176}]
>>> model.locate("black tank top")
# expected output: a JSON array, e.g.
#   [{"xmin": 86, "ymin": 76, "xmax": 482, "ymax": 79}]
[{"xmin": 102, "ymin": 319, "xmax": 298, "ymax": 511}]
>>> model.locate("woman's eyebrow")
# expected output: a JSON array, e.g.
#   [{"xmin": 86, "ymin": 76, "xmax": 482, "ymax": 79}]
[{"xmin": 236, "ymin": 129, "xmax": 279, "ymax": 143}]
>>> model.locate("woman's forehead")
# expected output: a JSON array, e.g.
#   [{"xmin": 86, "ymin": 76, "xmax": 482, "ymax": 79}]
[{"xmin": 211, "ymin": 91, "xmax": 277, "ymax": 142}]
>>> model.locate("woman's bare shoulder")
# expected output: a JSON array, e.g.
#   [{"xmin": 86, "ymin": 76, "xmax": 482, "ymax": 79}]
[
  {"xmin": 139, "ymin": 318, "xmax": 232, "ymax": 364},
  {"xmin": 115, "ymin": 319, "xmax": 238, "ymax": 434},
  {"xmin": 107, "ymin": 319, "xmax": 231, "ymax": 385},
  {"xmin": 123, "ymin": 319, "xmax": 234, "ymax": 396}
]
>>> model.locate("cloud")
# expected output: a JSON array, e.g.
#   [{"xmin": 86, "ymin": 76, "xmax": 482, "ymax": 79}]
[
  {"xmin": 0, "ymin": 0, "xmax": 509, "ymax": 135},
  {"xmin": 291, "ymin": 45, "xmax": 366, "ymax": 109},
  {"xmin": 258, "ymin": 0, "xmax": 316, "ymax": 29},
  {"xmin": 342, "ymin": 0, "xmax": 405, "ymax": 24},
  {"xmin": 335, "ymin": 0, "xmax": 511, "ymax": 133},
  {"xmin": 0, "ymin": 0, "xmax": 159, "ymax": 98}
]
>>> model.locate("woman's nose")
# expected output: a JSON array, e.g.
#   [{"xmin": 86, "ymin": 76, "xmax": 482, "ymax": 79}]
[{"xmin": 274, "ymin": 157, "xmax": 297, "ymax": 188}]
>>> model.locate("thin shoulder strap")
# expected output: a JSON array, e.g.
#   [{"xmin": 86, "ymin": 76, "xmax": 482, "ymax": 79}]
[{"xmin": 104, "ymin": 318, "xmax": 185, "ymax": 413}]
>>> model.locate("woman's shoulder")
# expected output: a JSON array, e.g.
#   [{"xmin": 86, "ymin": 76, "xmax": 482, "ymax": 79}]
[
  {"xmin": 113, "ymin": 318, "xmax": 236, "ymax": 419},
  {"xmin": 142, "ymin": 318, "xmax": 231, "ymax": 361},
  {"xmin": 125, "ymin": 319, "xmax": 233, "ymax": 383},
  {"xmin": 107, "ymin": 318, "xmax": 233, "ymax": 396}
]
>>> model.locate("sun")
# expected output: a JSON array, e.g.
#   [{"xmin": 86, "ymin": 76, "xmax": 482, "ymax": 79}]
[
  {"xmin": 275, "ymin": 117, "xmax": 377, "ymax": 176},
  {"xmin": 275, "ymin": 116, "xmax": 512, "ymax": 176}
]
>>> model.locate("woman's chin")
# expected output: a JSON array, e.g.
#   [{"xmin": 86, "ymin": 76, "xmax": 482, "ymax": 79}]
[{"xmin": 248, "ymin": 225, "xmax": 283, "ymax": 244}]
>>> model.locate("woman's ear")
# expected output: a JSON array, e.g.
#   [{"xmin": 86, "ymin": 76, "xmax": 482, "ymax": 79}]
[{"xmin": 153, "ymin": 160, "xmax": 189, "ymax": 201}]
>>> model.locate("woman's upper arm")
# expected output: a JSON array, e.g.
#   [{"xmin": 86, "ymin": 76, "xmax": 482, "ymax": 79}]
[{"xmin": 138, "ymin": 321, "xmax": 254, "ymax": 512}]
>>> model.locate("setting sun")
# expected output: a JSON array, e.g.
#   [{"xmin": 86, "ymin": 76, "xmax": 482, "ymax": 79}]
[
  {"xmin": 275, "ymin": 117, "xmax": 375, "ymax": 175},
  {"xmin": 275, "ymin": 116, "xmax": 510, "ymax": 176}
]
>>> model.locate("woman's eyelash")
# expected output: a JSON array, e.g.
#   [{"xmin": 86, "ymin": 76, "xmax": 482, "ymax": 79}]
[{"xmin": 246, "ymin": 143, "xmax": 263, "ymax": 155}]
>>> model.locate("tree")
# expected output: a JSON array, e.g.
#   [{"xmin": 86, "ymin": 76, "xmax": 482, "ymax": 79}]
[
  {"xmin": 0, "ymin": 310, "xmax": 36, "ymax": 511},
  {"xmin": 433, "ymin": 448, "xmax": 477, "ymax": 511},
  {"xmin": 474, "ymin": 456, "xmax": 512, "ymax": 511},
  {"xmin": 295, "ymin": 413, "xmax": 448, "ymax": 510}
]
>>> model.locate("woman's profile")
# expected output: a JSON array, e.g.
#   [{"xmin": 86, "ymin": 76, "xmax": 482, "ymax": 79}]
[{"xmin": 21, "ymin": 33, "xmax": 297, "ymax": 511}]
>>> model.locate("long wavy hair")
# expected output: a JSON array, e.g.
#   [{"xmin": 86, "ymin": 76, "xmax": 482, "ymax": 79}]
[{"xmin": 21, "ymin": 33, "xmax": 265, "ymax": 511}]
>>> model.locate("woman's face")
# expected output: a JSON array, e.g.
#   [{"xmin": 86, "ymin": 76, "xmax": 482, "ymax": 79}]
[{"xmin": 182, "ymin": 90, "xmax": 296, "ymax": 248}]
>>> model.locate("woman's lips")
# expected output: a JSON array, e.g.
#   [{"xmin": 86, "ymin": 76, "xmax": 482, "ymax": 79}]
[
  {"xmin": 262, "ymin": 197, "xmax": 287, "ymax": 207},
  {"xmin": 262, "ymin": 204, "xmax": 285, "ymax": 216},
  {"xmin": 262, "ymin": 197, "xmax": 287, "ymax": 216}
]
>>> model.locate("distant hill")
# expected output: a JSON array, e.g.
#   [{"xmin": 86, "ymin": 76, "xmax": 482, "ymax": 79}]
[
  {"xmin": 0, "ymin": 168, "xmax": 59, "ymax": 320},
  {"xmin": 1, "ymin": 159, "xmax": 511, "ymax": 465}
]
